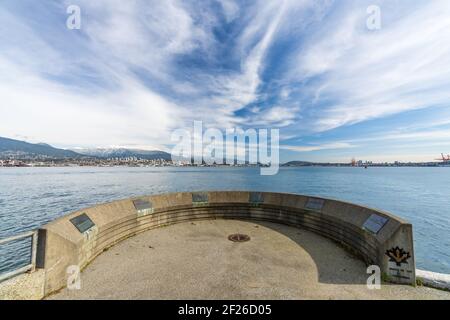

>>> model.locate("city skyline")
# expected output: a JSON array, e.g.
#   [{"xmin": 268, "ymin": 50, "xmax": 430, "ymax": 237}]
[{"xmin": 1, "ymin": 1, "xmax": 450, "ymax": 163}]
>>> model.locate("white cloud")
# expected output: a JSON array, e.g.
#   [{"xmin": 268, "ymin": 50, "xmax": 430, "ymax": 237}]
[
  {"xmin": 72, "ymin": 0, "xmax": 216, "ymax": 83},
  {"xmin": 353, "ymin": 128, "xmax": 450, "ymax": 144},
  {"xmin": 0, "ymin": 56, "xmax": 183, "ymax": 149},
  {"xmin": 217, "ymin": 0, "xmax": 240, "ymax": 22},
  {"xmin": 244, "ymin": 105, "xmax": 300, "ymax": 127},
  {"xmin": 282, "ymin": 126, "xmax": 450, "ymax": 158},
  {"xmin": 0, "ymin": 1, "xmax": 210, "ymax": 148},
  {"xmin": 293, "ymin": 0, "xmax": 450, "ymax": 132},
  {"xmin": 281, "ymin": 142, "xmax": 355, "ymax": 152},
  {"xmin": 209, "ymin": 0, "xmax": 290, "ymax": 114}
]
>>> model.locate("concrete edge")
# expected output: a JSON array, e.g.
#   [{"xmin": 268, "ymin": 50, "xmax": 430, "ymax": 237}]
[{"xmin": 416, "ymin": 269, "xmax": 450, "ymax": 291}]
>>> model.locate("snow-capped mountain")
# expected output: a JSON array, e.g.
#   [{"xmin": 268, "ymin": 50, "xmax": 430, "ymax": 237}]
[{"xmin": 74, "ymin": 148, "xmax": 172, "ymax": 160}]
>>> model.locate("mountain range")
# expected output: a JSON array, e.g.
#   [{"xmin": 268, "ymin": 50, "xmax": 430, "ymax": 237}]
[
  {"xmin": 74, "ymin": 148, "xmax": 171, "ymax": 160},
  {"xmin": 0, "ymin": 136, "xmax": 171, "ymax": 160},
  {"xmin": 0, "ymin": 136, "xmax": 82, "ymax": 159}
]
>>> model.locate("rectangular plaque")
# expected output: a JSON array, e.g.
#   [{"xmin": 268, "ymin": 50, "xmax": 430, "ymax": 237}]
[
  {"xmin": 305, "ymin": 198, "xmax": 325, "ymax": 211},
  {"xmin": 363, "ymin": 214, "xmax": 389, "ymax": 234},
  {"xmin": 192, "ymin": 192, "xmax": 208, "ymax": 204},
  {"xmin": 249, "ymin": 192, "xmax": 264, "ymax": 204},
  {"xmin": 70, "ymin": 213, "xmax": 95, "ymax": 234},
  {"xmin": 388, "ymin": 262, "xmax": 413, "ymax": 281},
  {"xmin": 133, "ymin": 199, "xmax": 153, "ymax": 216}
]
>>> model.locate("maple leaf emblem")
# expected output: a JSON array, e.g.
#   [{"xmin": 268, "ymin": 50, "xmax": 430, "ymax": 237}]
[{"xmin": 385, "ymin": 247, "xmax": 411, "ymax": 266}]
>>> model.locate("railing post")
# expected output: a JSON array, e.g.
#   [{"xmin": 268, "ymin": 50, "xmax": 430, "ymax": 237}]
[{"xmin": 30, "ymin": 231, "xmax": 38, "ymax": 272}]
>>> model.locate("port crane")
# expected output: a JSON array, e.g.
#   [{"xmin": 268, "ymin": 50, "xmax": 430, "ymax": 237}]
[{"xmin": 435, "ymin": 153, "xmax": 450, "ymax": 162}]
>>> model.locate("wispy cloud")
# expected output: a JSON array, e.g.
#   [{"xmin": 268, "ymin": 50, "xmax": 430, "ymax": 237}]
[
  {"xmin": 243, "ymin": 105, "xmax": 300, "ymax": 127},
  {"xmin": 0, "ymin": 0, "xmax": 449, "ymax": 162},
  {"xmin": 281, "ymin": 142, "xmax": 355, "ymax": 153},
  {"xmin": 292, "ymin": 0, "xmax": 450, "ymax": 132}
]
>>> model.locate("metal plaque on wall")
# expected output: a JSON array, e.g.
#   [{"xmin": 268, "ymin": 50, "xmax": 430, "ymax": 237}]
[
  {"xmin": 133, "ymin": 199, "xmax": 153, "ymax": 216},
  {"xmin": 305, "ymin": 198, "xmax": 325, "ymax": 211},
  {"xmin": 192, "ymin": 192, "xmax": 208, "ymax": 204},
  {"xmin": 70, "ymin": 213, "xmax": 95, "ymax": 234},
  {"xmin": 249, "ymin": 192, "xmax": 264, "ymax": 204},
  {"xmin": 363, "ymin": 214, "xmax": 389, "ymax": 234}
]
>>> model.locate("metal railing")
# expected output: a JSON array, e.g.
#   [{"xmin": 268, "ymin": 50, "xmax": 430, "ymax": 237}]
[{"xmin": 0, "ymin": 231, "xmax": 38, "ymax": 283}]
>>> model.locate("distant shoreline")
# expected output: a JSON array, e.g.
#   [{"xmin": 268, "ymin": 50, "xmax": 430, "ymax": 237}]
[{"xmin": 1, "ymin": 163, "xmax": 449, "ymax": 168}]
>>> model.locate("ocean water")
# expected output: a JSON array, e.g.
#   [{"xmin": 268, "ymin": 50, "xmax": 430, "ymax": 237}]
[{"xmin": 0, "ymin": 166, "xmax": 449, "ymax": 274}]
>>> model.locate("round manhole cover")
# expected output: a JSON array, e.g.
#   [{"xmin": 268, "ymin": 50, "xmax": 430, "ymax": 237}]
[{"xmin": 228, "ymin": 234, "xmax": 251, "ymax": 242}]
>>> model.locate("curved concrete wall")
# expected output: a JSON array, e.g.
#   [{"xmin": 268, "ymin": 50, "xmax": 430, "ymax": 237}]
[{"xmin": 35, "ymin": 191, "xmax": 416, "ymax": 296}]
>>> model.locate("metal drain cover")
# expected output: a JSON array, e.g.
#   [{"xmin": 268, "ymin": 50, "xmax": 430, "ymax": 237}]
[{"xmin": 228, "ymin": 234, "xmax": 251, "ymax": 242}]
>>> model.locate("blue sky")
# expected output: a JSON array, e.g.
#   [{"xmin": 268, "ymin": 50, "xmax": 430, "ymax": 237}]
[{"xmin": 1, "ymin": 0, "xmax": 450, "ymax": 162}]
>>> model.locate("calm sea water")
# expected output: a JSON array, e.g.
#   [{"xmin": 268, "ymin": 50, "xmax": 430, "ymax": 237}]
[{"xmin": 0, "ymin": 167, "xmax": 449, "ymax": 274}]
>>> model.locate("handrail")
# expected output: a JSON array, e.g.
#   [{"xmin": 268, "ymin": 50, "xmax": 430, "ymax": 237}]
[{"xmin": 0, "ymin": 230, "xmax": 38, "ymax": 282}]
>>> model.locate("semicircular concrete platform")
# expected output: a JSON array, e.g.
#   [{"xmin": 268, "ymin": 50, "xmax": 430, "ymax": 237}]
[
  {"xmin": 28, "ymin": 191, "xmax": 421, "ymax": 298},
  {"xmin": 47, "ymin": 220, "xmax": 450, "ymax": 300},
  {"xmin": 4, "ymin": 191, "xmax": 437, "ymax": 300}
]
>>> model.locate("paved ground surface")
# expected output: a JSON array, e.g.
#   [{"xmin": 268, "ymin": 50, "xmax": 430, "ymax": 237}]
[{"xmin": 49, "ymin": 220, "xmax": 450, "ymax": 300}]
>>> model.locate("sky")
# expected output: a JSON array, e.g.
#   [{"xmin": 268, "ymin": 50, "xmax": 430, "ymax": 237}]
[{"xmin": 1, "ymin": 0, "xmax": 450, "ymax": 163}]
